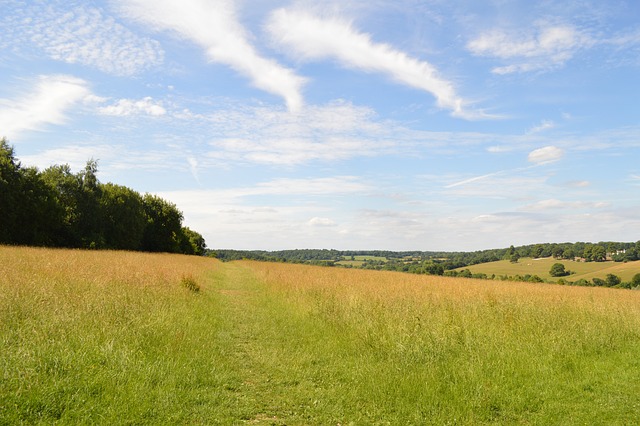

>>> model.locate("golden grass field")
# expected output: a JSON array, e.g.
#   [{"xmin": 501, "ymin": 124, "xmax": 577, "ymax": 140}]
[{"xmin": 3, "ymin": 246, "xmax": 640, "ymax": 424}]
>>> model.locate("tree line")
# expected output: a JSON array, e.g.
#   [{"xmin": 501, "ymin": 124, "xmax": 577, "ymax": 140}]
[{"xmin": 0, "ymin": 138, "xmax": 205, "ymax": 254}]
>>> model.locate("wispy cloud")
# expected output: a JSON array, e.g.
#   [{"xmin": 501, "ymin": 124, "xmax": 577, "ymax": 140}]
[
  {"xmin": 1, "ymin": 1, "xmax": 162, "ymax": 76},
  {"xmin": 444, "ymin": 169, "xmax": 510, "ymax": 189},
  {"xmin": 308, "ymin": 217, "xmax": 337, "ymax": 227},
  {"xmin": 267, "ymin": 8, "xmax": 488, "ymax": 119},
  {"xmin": 116, "ymin": 0, "xmax": 305, "ymax": 112},
  {"xmin": 520, "ymin": 199, "xmax": 609, "ymax": 211},
  {"xmin": 528, "ymin": 146, "xmax": 564, "ymax": 164},
  {"xmin": 527, "ymin": 119, "xmax": 555, "ymax": 134},
  {"xmin": 98, "ymin": 97, "xmax": 166, "ymax": 116},
  {"xmin": 0, "ymin": 75, "xmax": 91, "ymax": 137},
  {"xmin": 203, "ymin": 100, "xmax": 399, "ymax": 165},
  {"xmin": 467, "ymin": 22, "xmax": 593, "ymax": 74}
]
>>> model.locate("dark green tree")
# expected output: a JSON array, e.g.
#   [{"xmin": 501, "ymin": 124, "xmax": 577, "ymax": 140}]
[
  {"xmin": 631, "ymin": 273, "xmax": 640, "ymax": 288},
  {"xmin": 100, "ymin": 183, "xmax": 146, "ymax": 250},
  {"xmin": 141, "ymin": 194, "xmax": 184, "ymax": 253},
  {"xmin": 179, "ymin": 226, "xmax": 207, "ymax": 256},
  {"xmin": 14, "ymin": 166, "xmax": 63, "ymax": 245},
  {"xmin": 424, "ymin": 262, "xmax": 444, "ymax": 275},
  {"xmin": 0, "ymin": 138, "xmax": 22, "ymax": 243},
  {"xmin": 550, "ymin": 263, "xmax": 568, "ymax": 277},
  {"xmin": 40, "ymin": 164, "xmax": 83, "ymax": 247},
  {"xmin": 605, "ymin": 274, "xmax": 621, "ymax": 287}
]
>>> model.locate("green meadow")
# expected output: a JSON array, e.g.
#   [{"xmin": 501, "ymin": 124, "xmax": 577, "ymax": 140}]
[
  {"xmin": 3, "ymin": 246, "xmax": 640, "ymax": 424},
  {"xmin": 456, "ymin": 257, "xmax": 640, "ymax": 283}
]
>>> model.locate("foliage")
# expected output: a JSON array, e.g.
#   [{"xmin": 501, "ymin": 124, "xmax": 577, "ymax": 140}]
[
  {"xmin": 550, "ymin": 263, "xmax": 569, "ymax": 277},
  {"xmin": 606, "ymin": 274, "xmax": 622, "ymax": 287},
  {"xmin": 0, "ymin": 139, "xmax": 205, "ymax": 254}
]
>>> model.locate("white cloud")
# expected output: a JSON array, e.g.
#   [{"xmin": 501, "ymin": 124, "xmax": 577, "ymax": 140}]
[
  {"xmin": 116, "ymin": 0, "xmax": 305, "ymax": 112},
  {"xmin": 204, "ymin": 100, "xmax": 399, "ymax": 165},
  {"xmin": 159, "ymin": 176, "xmax": 370, "ymax": 210},
  {"xmin": 527, "ymin": 119, "xmax": 555, "ymax": 134},
  {"xmin": 308, "ymin": 217, "xmax": 337, "ymax": 227},
  {"xmin": 566, "ymin": 180, "xmax": 590, "ymax": 188},
  {"xmin": 267, "ymin": 8, "xmax": 487, "ymax": 119},
  {"xmin": 528, "ymin": 146, "xmax": 564, "ymax": 164},
  {"xmin": 1, "ymin": 1, "xmax": 162, "ymax": 76},
  {"xmin": 521, "ymin": 199, "xmax": 609, "ymax": 211},
  {"xmin": 98, "ymin": 97, "xmax": 166, "ymax": 116},
  {"xmin": 18, "ymin": 144, "xmax": 120, "ymax": 172},
  {"xmin": 467, "ymin": 23, "xmax": 593, "ymax": 74},
  {"xmin": 0, "ymin": 75, "xmax": 91, "ymax": 137}
]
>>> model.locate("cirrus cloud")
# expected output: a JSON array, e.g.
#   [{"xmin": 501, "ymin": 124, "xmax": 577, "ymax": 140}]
[
  {"xmin": 1, "ymin": 1, "xmax": 163, "ymax": 76},
  {"xmin": 266, "ymin": 8, "xmax": 489, "ymax": 119},
  {"xmin": 467, "ymin": 23, "xmax": 594, "ymax": 74},
  {"xmin": 0, "ymin": 75, "xmax": 91, "ymax": 138},
  {"xmin": 115, "ymin": 0, "xmax": 306, "ymax": 112}
]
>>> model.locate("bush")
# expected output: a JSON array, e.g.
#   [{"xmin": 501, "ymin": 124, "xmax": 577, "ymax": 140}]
[
  {"xmin": 606, "ymin": 274, "xmax": 621, "ymax": 287},
  {"xmin": 550, "ymin": 263, "xmax": 568, "ymax": 277},
  {"xmin": 180, "ymin": 275, "xmax": 200, "ymax": 293}
]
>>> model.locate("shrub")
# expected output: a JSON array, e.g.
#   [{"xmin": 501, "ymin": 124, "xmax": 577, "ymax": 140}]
[
  {"xmin": 180, "ymin": 275, "xmax": 200, "ymax": 293},
  {"xmin": 550, "ymin": 263, "xmax": 568, "ymax": 277}
]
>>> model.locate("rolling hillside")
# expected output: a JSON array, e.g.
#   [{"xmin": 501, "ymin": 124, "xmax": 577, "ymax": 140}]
[
  {"xmin": 456, "ymin": 257, "xmax": 640, "ymax": 283},
  {"xmin": 3, "ymin": 246, "xmax": 640, "ymax": 424}
]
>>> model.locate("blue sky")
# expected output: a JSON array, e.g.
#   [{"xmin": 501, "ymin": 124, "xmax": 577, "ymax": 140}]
[{"xmin": 1, "ymin": 0, "xmax": 639, "ymax": 251}]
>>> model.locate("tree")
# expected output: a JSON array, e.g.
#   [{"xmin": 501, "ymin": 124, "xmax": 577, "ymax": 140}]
[
  {"xmin": 141, "ymin": 194, "xmax": 184, "ymax": 253},
  {"xmin": 40, "ymin": 164, "xmax": 84, "ymax": 247},
  {"xmin": 14, "ymin": 166, "xmax": 63, "ymax": 245},
  {"xmin": 552, "ymin": 246, "xmax": 564, "ymax": 259},
  {"xmin": 179, "ymin": 226, "xmax": 207, "ymax": 256},
  {"xmin": 550, "ymin": 263, "xmax": 568, "ymax": 277},
  {"xmin": 100, "ymin": 183, "xmax": 146, "ymax": 250},
  {"xmin": 563, "ymin": 247, "xmax": 575, "ymax": 260},
  {"xmin": 0, "ymin": 138, "xmax": 22, "ymax": 243},
  {"xmin": 631, "ymin": 273, "xmax": 640, "ymax": 288},
  {"xmin": 424, "ymin": 262, "xmax": 444, "ymax": 275},
  {"xmin": 592, "ymin": 245, "xmax": 606, "ymax": 262},
  {"xmin": 531, "ymin": 244, "xmax": 544, "ymax": 258},
  {"xmin": 605, "ymin": 274, "xmax": 621, "ymax": 287}
]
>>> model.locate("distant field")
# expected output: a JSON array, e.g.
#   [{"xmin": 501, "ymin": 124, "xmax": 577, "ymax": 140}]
[
  {"xmin": 456, "ymin": 257, "xmax": 640, "ymax": 282},
  {"xmin": 3, "ymin": 246, "xmax": 640, "ymax": 424},
  {"xmin": 336, "ymin": 255, "xmax": 388, "ymax": 267}
]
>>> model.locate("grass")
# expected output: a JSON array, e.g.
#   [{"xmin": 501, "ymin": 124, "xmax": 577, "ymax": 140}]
[
  {"xmin": 457, "ymin": 257, "xmax": 640, "ymax": 282},
  {"xmin": 3, "ymin": 246, "xmax": 640, "ymax": 423},
  {"xmin": 337, "ymin": 255, "xmax": 388, "ymax": 267}
]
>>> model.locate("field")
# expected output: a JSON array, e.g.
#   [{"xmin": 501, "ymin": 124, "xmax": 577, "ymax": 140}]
[
  {"xmin": 336, "ymin": 255, "xmax": 388, "ymax": 267},
  {"xmin": 3, "ymin": 246, "xmax": 640, "ymax": 424},
  {"xmin": 456, "ymin": 257, "xmax": 640, "ymax": 282}
]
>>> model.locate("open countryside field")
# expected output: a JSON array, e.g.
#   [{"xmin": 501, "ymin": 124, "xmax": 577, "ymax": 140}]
[
  {"xmin": 3, "ymin": 247, "xmax": 640, "ymax": 424},
  {"xmin": 457, "ymin": 257, "xmax": 640, "ymax": 283},
  {"xmin": 336, "ymin": 255, "xmax": 388, "ymax": 267}
]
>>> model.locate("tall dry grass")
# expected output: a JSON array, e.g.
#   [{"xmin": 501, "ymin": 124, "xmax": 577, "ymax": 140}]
[
  {"xmin": 240, "ymin": 261, "xmax": 640, "ymax": 423},
  {"xmin": 0, "ymin": 246, "xmax": 226, "ymax": 424}
]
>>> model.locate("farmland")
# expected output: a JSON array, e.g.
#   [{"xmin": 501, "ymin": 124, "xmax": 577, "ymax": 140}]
[
  {"xmin": 456, "ymin": 257, "xmax": 640, "ymax": 283},
  {"xmin": 3, "ymin": 246, "xmax": 640, "ymax": 424}
]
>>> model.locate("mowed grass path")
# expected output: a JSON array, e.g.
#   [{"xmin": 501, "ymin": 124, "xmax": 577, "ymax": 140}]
[{"xmin": 3, "ymin": 247, "xmax": 640, "ymax": 424}]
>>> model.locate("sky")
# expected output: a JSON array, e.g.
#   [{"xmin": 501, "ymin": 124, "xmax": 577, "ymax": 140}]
[{"xmin": 1, "ymin": 0, "xmax": 639, "ymax": 251}]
